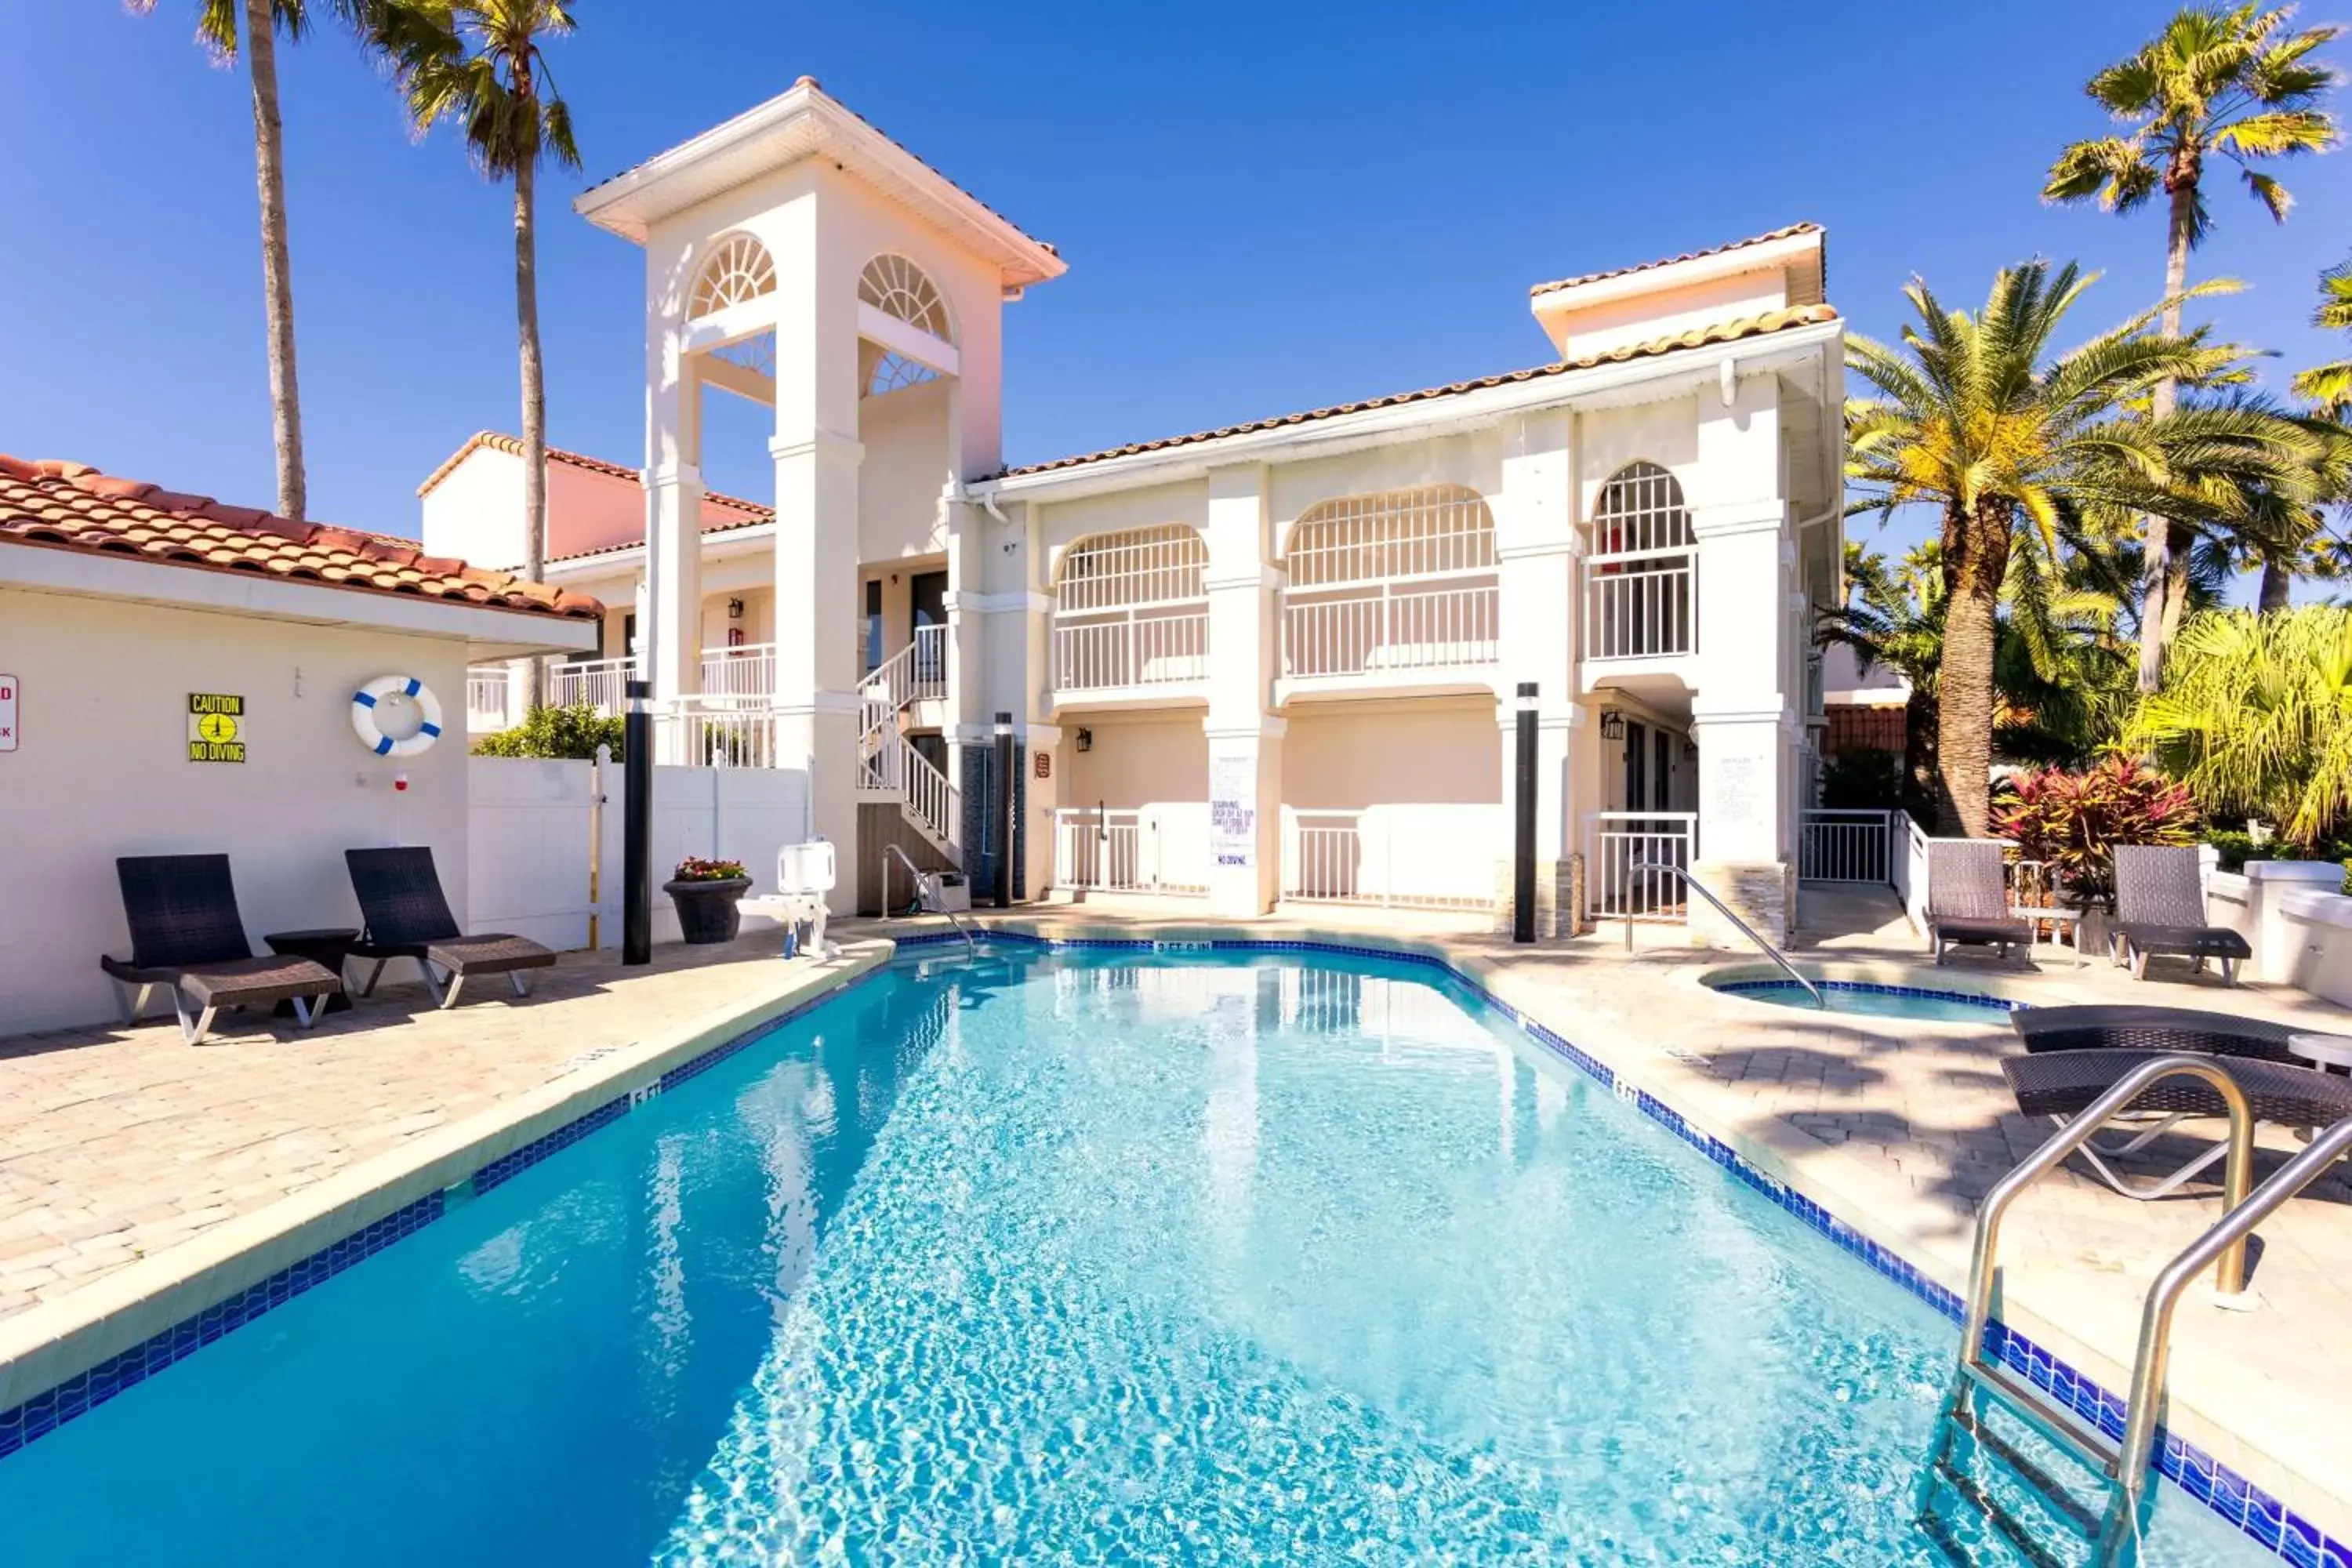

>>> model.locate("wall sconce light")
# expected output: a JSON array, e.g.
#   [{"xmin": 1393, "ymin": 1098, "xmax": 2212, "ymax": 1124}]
[
  {"xmin": 1074, "ymin": 728, "xmax": 1093, "ymax": 753},
  {"xmin": 1599, "ymin": 709, "xmax": 1624, "ymax": 741},
  {"xmin": 725, "ymin": 597, "xmax": 744, "ymax": 620}
]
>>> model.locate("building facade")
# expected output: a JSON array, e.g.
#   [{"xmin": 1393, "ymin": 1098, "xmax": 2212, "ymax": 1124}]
[{"xmin": 430, "ymin": 79, "xmax": 1846, "ymax": 940}]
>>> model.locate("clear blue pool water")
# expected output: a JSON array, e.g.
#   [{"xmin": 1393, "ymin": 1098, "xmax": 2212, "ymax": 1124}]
[
  {"xmin": 1715, "ymin": 977, "xmax": 2024, "ymax": 1024},
  {"xmin": 0, "ymin": 947, "xmax": 2267, "ymax": 1565}
]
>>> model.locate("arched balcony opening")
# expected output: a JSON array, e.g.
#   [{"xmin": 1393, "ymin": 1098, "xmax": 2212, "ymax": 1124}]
[
  {"xmin": 1053, "ymin": 525, "xmax": 1210, "ymax": 693},
  {"xmin": 1280, "ymin": 484, "xmax": 1498, "ymax": 679},
  {"xmin": 857, "ymin": 254, "xmax": 953, "ymax": 397},
  {"xmin": 1584, "ymin": 461, "xmax": 1695, "ymax": 660}
]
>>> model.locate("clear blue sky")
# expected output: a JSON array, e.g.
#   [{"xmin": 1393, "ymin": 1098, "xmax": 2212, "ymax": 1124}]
[{"xmin": 2, "ymin": 1, "xmax": 2346, "ymax": 561}]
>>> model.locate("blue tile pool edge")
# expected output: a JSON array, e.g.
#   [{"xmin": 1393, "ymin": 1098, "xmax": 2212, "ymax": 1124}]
[
  {"xmin": 2, "ymin": 928, "xmax": 2337, "ymax": 1566},
  {"xmin": 0, "ymin": 959, "xmax": 888, "ymax": 1465},
  {"xmin": 1713, "ymin": 977, "xmax": 2028, "ymax": 1014}
]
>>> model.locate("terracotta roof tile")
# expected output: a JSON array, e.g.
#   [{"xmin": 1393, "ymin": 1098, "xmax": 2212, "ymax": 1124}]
[
  {"xmin": 0, "ymin": 455, "xmax": 603, "ymax": 622},
  {"xmin": 416, "ymin": 430, "xmax": 772, "ymax": 520},
  {"xmin": 986, "ymin": 304, "xmax": 1840, "ymax": 481},
  {"xmin": 1527, "ymin": 221, "xmax": 1823, "ymax": 296}
]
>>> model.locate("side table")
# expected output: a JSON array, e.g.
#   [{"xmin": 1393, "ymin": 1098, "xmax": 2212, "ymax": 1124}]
[
  {"xmin": 263, "ymin": 927, "xmax": 360, "ymax": 1014},
  {"xmin": 2009, "ymin": 904, "xmax": 2086, "ymax": 968},
  {"xmin": 2288, "ymin": 1033, "xmax": 2352, "ymax": 1076}
]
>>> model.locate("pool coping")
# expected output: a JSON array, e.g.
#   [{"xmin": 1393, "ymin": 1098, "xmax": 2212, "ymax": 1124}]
[{"xmin": 0, "ymin": 922, "xmax": 2342, "ymax": 1564}]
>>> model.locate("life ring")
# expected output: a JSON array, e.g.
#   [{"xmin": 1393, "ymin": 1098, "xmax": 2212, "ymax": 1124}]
[{"xmin": 352, "ymin": 675, "xmax": 444, "ymax": 757}]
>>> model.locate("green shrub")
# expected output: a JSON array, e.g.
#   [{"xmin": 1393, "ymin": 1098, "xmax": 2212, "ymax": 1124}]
[
  {"xmin": 1991, "ymin": 757, "xmax": 2199, "ymax": 910},
  {"xmin": 1820, "ymin": 747, "xmax": 1903, "ymax": 810},
  {"xmin": 470, "ymin": 702, "xmax": 625, "ymax": 761}
]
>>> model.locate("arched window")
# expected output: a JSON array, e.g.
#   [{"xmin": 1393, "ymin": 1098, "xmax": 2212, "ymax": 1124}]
[
  {"xmin": 858, "ymin": 254, "xmax": 953, "ymax": 342},
  {"xmin": 1584, "ymin": 461, "xmax": 1694, "ymax": 659},
  {"xmin": 1052, "ymin": 525, "xmax": 1209, "ymax": 691},
  {"xmin": 690, "ymin": 233, "xmax": 775, "ymax": 318},
  {"xmin": 1280, "ymin": 485, "xmax": 1497, "ymax": 677}
]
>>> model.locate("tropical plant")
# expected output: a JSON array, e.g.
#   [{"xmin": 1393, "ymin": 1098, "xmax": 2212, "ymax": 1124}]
[
  {"xmin": 670, "ymin": 858, "xmax": 748, "ymax": 883},
  {"xmin": 1992, "ymin": 757, "xmax": 2201, "ymax": 910},
  {"xmin": 1818, "ymin": 746, "xmax": 1903, "ymax": 811},
  {"xmin": 2132, "ymin": 604, "xmax": 2352, "ymax": 845},
  {"xmin": 1844, "ymin": 261, "xmax": 2305, "ymax": 836},
  {"xmin": 374, "ymin": 0, "xmax": 579, "ymax": 703},
  {"xmin": 1817, "ymin": 543, "xmax": 1945, "ymax": 818},
  {"xmin": 130, "ymin": 0, "xmax": 368, "ymax": 518},
  {"xmin": 2291, "ymin": 253, "xmax": 2352, "ymax": 412},
  {"xmin": 2045, "ymin": 2, "xmax": 2342, "ymax": 686},
  {"xmin": 469, "ymin": 701, "xmax": 621, "ymax": 760}
]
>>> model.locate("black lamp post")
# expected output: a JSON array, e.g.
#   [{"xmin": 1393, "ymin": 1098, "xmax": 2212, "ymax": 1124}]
[
  {"xmin": 1512, "ymin": 682, "xmax": 1538, "ymax": 944},
  {"xmin": 622, "ymin": 679, "xmax": 652, "ymax": 965},
  {"xmin": 993, "ymin": 711, "xmax": 1014, "ymax": 909}
]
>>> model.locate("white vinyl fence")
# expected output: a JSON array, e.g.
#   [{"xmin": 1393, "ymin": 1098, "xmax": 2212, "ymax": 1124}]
[
  {"xmin": 1583, "ymin": 811, "xmax": 1696, "ymax": 923},
  {"xmin": 1051, "ymin": 804, "xmax": 1211, "ymax": 895},
  {"xmin": 1280, "ymin": 804, "xmax": 1501, "ymax": 912},
  {"xmin": 466, "ymin": 755, "xmax": 813, "ymax": 948}
]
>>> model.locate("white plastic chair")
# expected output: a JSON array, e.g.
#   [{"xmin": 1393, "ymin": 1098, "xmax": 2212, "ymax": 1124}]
[{"xmin": 771, "ymin": 839, "xmax": 837, "ymax": 959}]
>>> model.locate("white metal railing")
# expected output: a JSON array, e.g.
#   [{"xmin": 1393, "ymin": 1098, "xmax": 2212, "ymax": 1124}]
[
  {"xmin": 653, "ymin": 701, "xmax": 780, "ymax": 768},
  {"xmin": 1799, "ymin": 808, "xmax": 1893, "ymax": 884},
  {"xmin": 699, "ymin": 642, "xmax": 775, "ymax": 701},
  {"xmin": 1281, "ymin": 581, "xmax": 1498, "ymax": 679},
  {"xmin": 1583, "ymin": 554, "xmax": 1694, "ymax": 660},
  {"xmin": 1584, "ymin": 811, "xmax": 1697, "ymax": 922},
  {"xmin": 1052, "ymin": 807, "xmax": 1209, "ymax": 895},
  {"xmin": 550, "ymin": 655, "xmax": 637, "ymax": 715},
  {"xmin": 911, "ymin": 623, "xmax": 947, "ymax": 701},
  {"xmin": 1280, "ymin": 810, "xmax": 1495, "ymax": 912},
  {"xmin": 1053, "ymin": 610, "xmax": 1210, "ymax": 692},
  {"xmin": 466, "ymin": 666, "xmax": 512, "ymax": 731}
]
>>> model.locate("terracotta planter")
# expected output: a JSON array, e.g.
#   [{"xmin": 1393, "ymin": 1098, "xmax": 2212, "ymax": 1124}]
[{"xmin": 663, "ymin": 876, "xmax": 752, "ymax": 945}]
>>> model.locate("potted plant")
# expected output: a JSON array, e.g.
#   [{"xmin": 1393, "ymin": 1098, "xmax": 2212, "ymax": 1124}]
[{"xmin": 664, "ymin": 857, "xmax": 752, "ymax": 944}]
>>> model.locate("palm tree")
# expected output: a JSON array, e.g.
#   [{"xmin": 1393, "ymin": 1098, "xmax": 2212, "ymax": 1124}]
[
  {"xmin": 375, "ymin": 0, "xmax": 578, "ymax": 705},
  {"xmin": 2133, "ymin": 604, "xmax": 2352, "ymax": 845},
  {"xmin": 131, "ymin": 0, "xmax": 361, "ymax": 518},
  {"xmin": 1846, "ymin": 261, "xmax": 2304, "ymax": 836},
  {"xmin": 2292, "ymin": 254, "xmax": 2352, "ymax": 413},
  {"xmin": 2044, "ymin": 2, "xmax": 2342, "ymax": 689}
]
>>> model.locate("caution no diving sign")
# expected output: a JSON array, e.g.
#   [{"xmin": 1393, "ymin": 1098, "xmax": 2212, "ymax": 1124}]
[{"xmin": 187, "ymin": 692, "xmax": 246, "ymax": 764}]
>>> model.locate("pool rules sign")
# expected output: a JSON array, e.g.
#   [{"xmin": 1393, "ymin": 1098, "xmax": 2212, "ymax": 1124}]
[{"xmin": 187, "ymin": 692, "xmax": 246, "ymax": 764}]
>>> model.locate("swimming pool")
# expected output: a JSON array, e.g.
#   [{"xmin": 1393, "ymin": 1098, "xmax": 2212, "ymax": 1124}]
[
  {"xmin": 1711, "ymin": 976, "xmax": 2026, "ymax": 1023},
  {"xmin": 0, "ymin": 946, "xmax": 2278, "ymax": 1564}
]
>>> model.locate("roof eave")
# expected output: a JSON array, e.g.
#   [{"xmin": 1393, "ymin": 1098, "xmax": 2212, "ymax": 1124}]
[
  {"xmin": 978, "ymin": 316, "xmax": 1843, "ymax": 503},
  {"xmin": 574, "ymin": 83, "xmax": 1066, "ymax": 290}
]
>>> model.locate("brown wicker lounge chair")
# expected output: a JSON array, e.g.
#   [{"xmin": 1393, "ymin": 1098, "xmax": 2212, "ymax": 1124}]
[
  {"xmin": 100, "ymin": 855, "xmax": 342, "ymax": 1044},
  {"xmin": 1927, "ymin": 840, "xmax": 2033, "ymax": 966},
  {"xmin": 2010, "ymin": 1004, "xmax": 2303, "ymax": 1065},
  {"xmin": 2003, "ymin": 1047, "xmax": 2352, "ymax": 1198},
  {"xmin": 2111, "ymin": 844, "xmax": 2252, "ymax": 984},
  {"xmin": 344, "ymin": 847, "xmax": 555, "ymax": 1009}
]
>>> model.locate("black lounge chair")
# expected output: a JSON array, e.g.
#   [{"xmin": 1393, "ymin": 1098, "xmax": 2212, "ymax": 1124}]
[
  {"xmin": 2003, "ymin": 1047, "xmax": 2352, "ymax": 1198},
  {"xmin": 1927, "ymin": 840, "xmax": 2033, "ymax": 966},
  {"xmin": 100, "ymin": 855, "xmax": 342, "ymax": 1044},
  {"xmin": 2010, "ymin": 1004, "xmax": 2303, "ymax": 1065},
  {"xmin": 2111, "ymin": 844, "xmax": 2252, "ymax": 984},
  {"xmin": 344, "ymin": 847, "xmax": 556, "ymax": 1009}
]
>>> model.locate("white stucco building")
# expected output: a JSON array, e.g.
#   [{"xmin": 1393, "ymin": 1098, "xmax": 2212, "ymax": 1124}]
[{"xmin": 431, "ymin": 78, "xmax": 1845, "ymax": 940}]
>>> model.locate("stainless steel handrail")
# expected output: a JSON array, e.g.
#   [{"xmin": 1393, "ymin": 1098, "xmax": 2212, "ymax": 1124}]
[
  {"xmin": 2103, "ymin": 1112, "xmax": 2352, "ymax": 1534},
  {"xmin": 1628, "ymin": 858, "xmax": 1826, "ymax": 1009},
  {"xmin": 881, "ymin": 843, "xmax": 976, "ymax": 955}
]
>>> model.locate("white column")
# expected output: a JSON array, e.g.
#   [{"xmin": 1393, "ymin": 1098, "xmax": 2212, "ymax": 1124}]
[
  {"xmin": 641, "ymin": 314, "xmax": 702, "ymax": 746},
  {"xmin": 1203, "ymin": 463, "xmax": 1282, "ymax": 916},
  {"xmin": 768, "ymin": 194, "xmax": 863, "ymax": 906},
  {"xmin": 1494, "ymin": 409, "xmax": 1579, "ymax": 934}
]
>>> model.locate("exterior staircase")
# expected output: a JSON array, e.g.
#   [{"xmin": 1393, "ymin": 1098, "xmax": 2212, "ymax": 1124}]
[{"xmin": 857, "ymin": 626, "xmax": 958, "ymax": 864}]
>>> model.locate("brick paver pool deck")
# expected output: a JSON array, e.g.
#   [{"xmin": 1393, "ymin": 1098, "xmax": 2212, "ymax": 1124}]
[{"xmin": 2, "ymin": 899, "xmax": 2349, "ymax": 1539}]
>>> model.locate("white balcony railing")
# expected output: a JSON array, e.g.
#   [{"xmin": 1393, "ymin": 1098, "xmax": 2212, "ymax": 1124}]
[
  {"xmin": 466, "ymin": 666, "xmax": 513, "ymax": 731},
  {"xmin": 1584, "ymin": 554, "xmax": 1694, "ymax": 661},
  {"xmin": 1281, "ymin": 809, "xmax": 1495, "ymax": 912},
  {"xmin": 1799, "ymin": 808, "xmax": 1893, "ymax": 884},
  {"xmin": 1584, "ymin": 811, "xmax": 1697, "ymax": 923},
  {"xmin": 700, "ymin": 642, "xmax": 775, "ymax": 701},
  {"xmin": 1052, "ymin": 806, "xmax": 1210, "ymax": 895},
  {"xmin": 549, "ymin": 656, "xmax": 637, "ymax": 715},
  {"xmin": 1053, "ymin": 610, "xmax": 1210, "ymax": 694},
  {"xmin": 1281, "ymin": 581, "xmax": 1498, "ymax": 679},
  {"xmin": 652, "ymin": 700, "xmax": 782, "ymax": 768}
]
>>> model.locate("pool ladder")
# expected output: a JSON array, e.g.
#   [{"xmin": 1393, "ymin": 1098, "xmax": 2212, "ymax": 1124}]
[
  {"xmin": 1917, "ymin": 1056, "xmax": 2352, "ymax": 1566},
  {"xmin": 1627, "ymin": 860, "xmax": 1825, "ymax": 1008}
]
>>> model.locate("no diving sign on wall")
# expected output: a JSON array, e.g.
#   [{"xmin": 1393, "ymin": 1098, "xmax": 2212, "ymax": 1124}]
[
  {"xmin": 187, "ymin": 692, "xmax": 246, "ymax": 764},
  {"xmin": 0, "ymin": 675, "xmax": 15, "ymax": 753}
]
